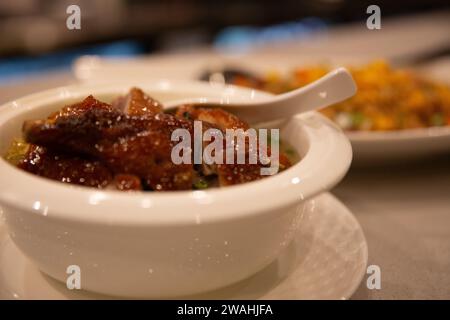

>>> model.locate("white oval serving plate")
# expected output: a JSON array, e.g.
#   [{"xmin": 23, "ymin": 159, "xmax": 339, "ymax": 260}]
[{"xmin": 73, "ymin": 53, "xmax": 450, "ymax": 165}]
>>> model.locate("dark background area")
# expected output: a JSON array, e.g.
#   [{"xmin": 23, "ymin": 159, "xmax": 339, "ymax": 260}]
[
  {"xmin": 1, "ymin": 0, "xmax": 449, "ymax": 56},
  {"xmin": 0, "ymin": 0, "xmax": 448, "ymax": 82}
]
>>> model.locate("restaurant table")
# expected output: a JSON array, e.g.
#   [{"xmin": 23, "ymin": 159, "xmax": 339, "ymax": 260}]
[
  {"xmin": 246, "ymin": 11, "xmax": 450, "ymax": 300},
  {"xmin": 1, "ymin": 72, "xmax": 449, "ymax": 300},
  {"xmin": 337, "ymin": 157, "xmax": 450, "ymax": 299},
  {"xmin": 1, "ymin": 10, "xmax": 449, "ymax": 300}
]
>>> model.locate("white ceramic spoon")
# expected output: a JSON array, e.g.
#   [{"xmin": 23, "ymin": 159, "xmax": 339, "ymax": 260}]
[{"xmin": 165, "ymin": 67, "xmax": 357, "ymax": 123}]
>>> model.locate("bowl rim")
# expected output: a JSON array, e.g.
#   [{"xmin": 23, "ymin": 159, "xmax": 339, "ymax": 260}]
[{"xmin": 0, "ymin": 80, "xmax": 352, "ymax": 226}]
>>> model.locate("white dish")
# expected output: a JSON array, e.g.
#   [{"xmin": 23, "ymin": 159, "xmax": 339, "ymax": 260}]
[
  {"xmin": 347, "ymin": 127, "xmax": 450, "ymax": 165},
  {"xmin": 0, "ymin": 193, "xmax": 368, "ymax": 300},
  {"xmin": 0, "ymin": 80, "xmax": 352, "ymax": 298},
  {"xmin": 73, "ymin": 53, "xmax": 450, "ymax": 165}
]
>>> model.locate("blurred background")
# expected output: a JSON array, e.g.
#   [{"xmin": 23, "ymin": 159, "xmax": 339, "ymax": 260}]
[
  {"xmin": 1, "ymin": 1, "xmax": 450, "ymax": 300},
  {"xmin": 0, "ymin": 0, "xmax": 449, "ymax": 88}
]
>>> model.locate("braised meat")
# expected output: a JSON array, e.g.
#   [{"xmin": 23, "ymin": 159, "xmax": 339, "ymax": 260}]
[
  {"xmin": 10, "ymin": 87, "xmax": 294, "ymax": 191},
  {"xmin": 24, "ymin": 106, "xmax": 194, "ymax": 191},
  {"xmin": 175, "ymin": 104, "xmax": 291, "ymax": 185},
  {"xmin": 112, "ymin": 87, "xmax": 163, "ymax": 116},
  {"xmin": 47, "ymin": 95, "xmax": 114, "ymax": 122},
  {"xmin": 176, "ymin": 104, "xmax": 249, "ymax": 130},
  {"xmin": 18, "ymin": 145, "xmax": 112, "ymax": 188}
]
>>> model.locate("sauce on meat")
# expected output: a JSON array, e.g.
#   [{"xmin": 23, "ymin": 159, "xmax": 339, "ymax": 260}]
[{"xmin": 4, "ymin": 87, "xmax": 297, "ymax": 191}]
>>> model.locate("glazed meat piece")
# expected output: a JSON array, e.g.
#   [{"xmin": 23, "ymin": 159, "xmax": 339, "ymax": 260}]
[
  {"xmin": 24, "ymin": 105, "xmax": 194, "ymax": 191},
  {"xmin": 22, "ymin": 95, "xmax": 115, "ymax": 138},
  {"xmin": 176, "ymin": 105, "xmax": 249, "ymax": 130},
  {"xmin": 48, "ymin": 95, "xmax": 114, "ymax": 122},
  {"xmin": 19, "ymin": 145, "xmax": 112, "ymax": 188},
  {"xmin": 114, "ymin": 174, "xmax": 143, "ymax": 191},
  {"xmin": 175, "ymin": 104, "xmax": 292, "ymax": 185},
  {"xmin": 16, "ymin": 96, "xmax": 116, "ymax": 189},
  {"xmin": 215, "ymin": 152, "xmax": 292, "ymax": 187},
  {"xmin": 176, "ymin": 105, "xmax": 244, "ymax": 180},
  {"xmin": 112, "ymin": 87, "xmax": 163, "ymax": 116},
  {"xmin": 215, "ymin": 163, "xmax": 264, "ymax": 186}
]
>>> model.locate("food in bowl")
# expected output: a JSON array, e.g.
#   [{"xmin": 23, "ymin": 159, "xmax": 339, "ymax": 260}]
[
  {"xmin": 0, "ymin": 81, "xmax": 352, "ymax": 297},
  {"xmin": 229, "ymin": 60, "xmax": 450, "ymax": 131},
  {"xmin": 4, "ymin": 87, "xmax": 296, "ymax": 191}
]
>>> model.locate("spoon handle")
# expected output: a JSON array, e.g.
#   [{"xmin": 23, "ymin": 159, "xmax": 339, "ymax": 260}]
[{"xmin": 232, "ymin": 67, "xmax": 357, "ymax": 123}]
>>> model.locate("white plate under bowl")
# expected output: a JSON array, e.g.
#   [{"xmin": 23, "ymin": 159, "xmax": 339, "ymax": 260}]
[
  {"xmin": 0, "ymin": 193, "xmax": 367, "ymax": 300},
  {"xmin": 73, "ymin": 53, "xmax": 450, "ymax": 165}
]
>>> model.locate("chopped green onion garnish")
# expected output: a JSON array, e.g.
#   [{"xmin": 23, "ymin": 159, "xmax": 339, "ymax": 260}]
[
  {"xmin": 430, "ymin": 113, "xmax": 444, "ymax": 126},
  {"xmin": 183, "ymin": 111, "xmax": 191, "ymax": 119},
  {"xmin": 193, "ymin": 179, "xmax": 208, "ymax": 189},
  {"xmin": 351, "ymin": 112, "xmax": 365, "ymax": 127}
]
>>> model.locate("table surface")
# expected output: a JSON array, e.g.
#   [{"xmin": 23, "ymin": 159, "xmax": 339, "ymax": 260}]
[
  {"xmin": 1, "ymin": 11, "xmax": 449, "ymax": 300},
  {"xmin": 337, "ymin": 157, "xmax": 450, "ymax": 299}
]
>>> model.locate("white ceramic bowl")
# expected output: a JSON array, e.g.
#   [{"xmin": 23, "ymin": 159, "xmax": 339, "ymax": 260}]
[{"xmin": 0, "ymin": 81, "xmax": 352, "ymax": 298}]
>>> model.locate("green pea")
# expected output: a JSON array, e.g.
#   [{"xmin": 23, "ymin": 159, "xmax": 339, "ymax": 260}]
[
  {"xmin": 351, "ymin": 112, "xmax": 365, "ymax": 127},
  {"xmin": 430, "ymin": 113, "xmax": 444, "ymax": 126},
  {"xmin": 193, "ymin": 179, "xmax": 208, "ymax": 190}
]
